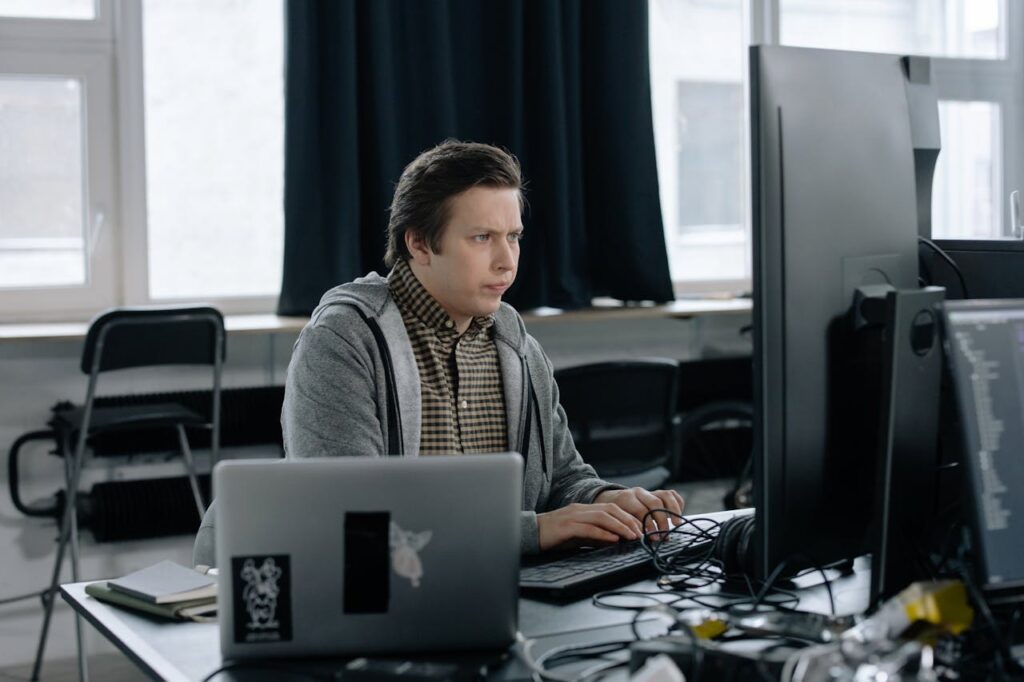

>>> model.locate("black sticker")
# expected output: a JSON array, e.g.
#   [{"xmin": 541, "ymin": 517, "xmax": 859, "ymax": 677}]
[
  {"xmin": 344, "ymin": 512, "xmax": 391, "ymax": 613},
  {"xmin": 232, "ymin": 555, "xmax": 292, "ymax": 644}
]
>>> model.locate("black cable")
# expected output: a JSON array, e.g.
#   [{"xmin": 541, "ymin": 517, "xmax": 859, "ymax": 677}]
[
  {"xmin": 918, "ymin": 235, "xmax": 970, "ymax": 299},
  {"xmin": 785, "ymin": 559, "xmax": 837, "ymax": 616},
  {"xmin": 200, "ymin": 659, "xmax": 334, "ymax": 682},
  {"xmin": 956, "ymin": 538, "xmax": 1024, "ymax": 679},
  {"xmin": 587, "ymin": 509, "xmax": 831, "ymax": 678}
]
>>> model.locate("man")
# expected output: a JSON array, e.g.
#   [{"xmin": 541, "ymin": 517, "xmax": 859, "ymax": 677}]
[{"xmin": 193, "ymin": 140, "xmax": 683, "ymax": 566}]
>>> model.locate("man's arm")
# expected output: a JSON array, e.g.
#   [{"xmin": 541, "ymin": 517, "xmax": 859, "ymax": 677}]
[
  {"xmin": 193, "ymin": 318, "xmax": 387, "ymax": 567},
  {"xmin": 282, "ymin": 321, "xmax": 386, "ymax": 458},
  {"xmin": 531, "ymin": 346, "xmax": 684, "ymax": 550}
]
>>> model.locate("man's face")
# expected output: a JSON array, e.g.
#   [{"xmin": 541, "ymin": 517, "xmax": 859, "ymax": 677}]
[{"xmin": 407, "ymin": 186, "xmax": 522, "ymax": 333}]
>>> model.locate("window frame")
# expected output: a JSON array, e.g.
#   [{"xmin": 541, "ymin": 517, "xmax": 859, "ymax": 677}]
[
  {"xmin": 0, "ymin": 7, "xmax": 119, "ymax": 321},
  {"xmin": 653, "ymin": 0, "xmax": 1024, "ymax": 297},
  {"xmin": 0, "ymin": 0, "xmax": 281, "ymax": 323},
  {"xmin": 771, "ymin": 0, "xmax": 1024, "ymax": 241}
]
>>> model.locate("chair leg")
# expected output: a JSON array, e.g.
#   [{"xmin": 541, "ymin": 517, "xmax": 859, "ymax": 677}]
[
  {"xmin": 176, "ymin": 424, "xmax": 207, "ymax": 518},
  {"xmin": 31, "ymin": 433, "xmax": 89, "ymax": 681},
  {"xmin": 65, "ymin": 456, "xmax": 90, "ymax": 682}
]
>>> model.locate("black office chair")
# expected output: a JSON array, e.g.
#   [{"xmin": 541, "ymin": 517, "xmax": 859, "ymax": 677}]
[
  {"xmin": 554, "ymin": 359, "xmax": 680, "ymax": 490},
  {"xmin": 32, "ymin": 305, "xmax": 225, "ymax": 682},
  {"xmin": 673, "ymin": 401, "xmax": 753, "ymax": 508}
]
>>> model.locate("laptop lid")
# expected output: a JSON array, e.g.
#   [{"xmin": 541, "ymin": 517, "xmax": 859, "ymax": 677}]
[
  {"xmin": 215, "ymin": 453, "xmax": 522, "ymax": 660},
  {"xmin": 942, "ymin": 300, "xmax": 1024, "ymax": 592}
]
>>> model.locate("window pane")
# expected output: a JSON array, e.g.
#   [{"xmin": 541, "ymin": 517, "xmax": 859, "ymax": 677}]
[
  {"xmin": 781, "ymin": 0, "xmax": 1005, "ymax": 60},
  {"xmin": 0, "ymin": 0, "xmax": 94, "ymax": 20},
  {"xmin": 143, "ymin": 0, "xmax": 284, "ymax": 299},
  {"xmin": 676, "ymin": 81, "xmax": 742, "ymax": 232},
  {"xmin": 649, "ymin": 0, "xmax": 749, "ymax": 284},
  {"xmin": 0, "ymin": 76, "xmax": 86, "ymax": 288},
  {"xmin": 932, "ymin": 101, "xmax": 1003, "ymax": 238}
]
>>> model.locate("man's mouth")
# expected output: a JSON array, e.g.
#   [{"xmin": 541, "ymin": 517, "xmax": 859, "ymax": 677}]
[{"xmin": 484, "ymin": 283, "xmax": 510, "ymax": 293}]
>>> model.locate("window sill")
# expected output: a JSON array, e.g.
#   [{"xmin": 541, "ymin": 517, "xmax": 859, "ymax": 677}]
[
  {"xmin": 520, "ymin": 298, "xmax": 751, "ymax": 324},
  {"xmin": 0, "ymin": 314, "xmax": 310, "ymax": 343},
  {"xmin": 0, "ymin": 299, "xmax": 753, "ymax": 343}
]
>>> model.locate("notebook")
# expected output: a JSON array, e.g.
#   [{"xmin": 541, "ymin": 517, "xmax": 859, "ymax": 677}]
[
  {"xmin": 108, "ymin": 560, "xmax": 216, "ymax": 604},
  {"xmin": 214, "ymin": 454, "xmax": 522, "ymax": 660}
]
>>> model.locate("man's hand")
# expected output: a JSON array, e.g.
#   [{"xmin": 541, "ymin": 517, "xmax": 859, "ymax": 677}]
[
  {"xmin": 593, "ymin": 487, "xmax": 685, "ymax": 534},
  {"xmin": 536, "ymin": 503, "xmax": 644, "ymax": 551}
]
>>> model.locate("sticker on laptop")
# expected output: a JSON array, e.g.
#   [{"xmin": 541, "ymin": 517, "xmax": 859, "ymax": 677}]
[
  {"xmin": 389, "ymin": 521, "xmax": 432, "ymax": 588},
  {"xmin": 232, "ymin": 555, "xmax": 292, "ymax": 644}
]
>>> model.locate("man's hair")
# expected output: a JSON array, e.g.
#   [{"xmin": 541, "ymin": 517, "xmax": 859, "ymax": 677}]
[{"xmin": 384, "ymin": 140, "xmax": 524, "ymax": 267}]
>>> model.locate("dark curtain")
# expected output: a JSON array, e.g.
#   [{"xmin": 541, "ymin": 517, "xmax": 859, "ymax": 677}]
[{"xmin": 278, "ymin": 0, "xmax": 674, "ymax": 315}]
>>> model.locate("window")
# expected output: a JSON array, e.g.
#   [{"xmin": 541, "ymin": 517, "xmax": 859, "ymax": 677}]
[
  {"xmin": 649, "ymin": 0, "xmax": 1023, "ymax": 295},
  {"xmin": 649, "ymin": 0, "xmax": 750, "ymax": 293},
  {"xmin": 933, "ymin": 100, "xmax": 1002, "ymax": 238},
  {"xmin": 139, "ymin": 0, "xmax": 284, "ymax": 300},
  {"xmin": 0, "ymin": 0, "xmax": 284, "ymax": 322},
  {"xmin": 780, "ymin": 0, "xmax": 1018, "ymax": 240},
  {"xmin": 0, "ymin": 0, "xmax": 95, "ymax": 21},
  {"xmin": 780, "ymin": 0, "xmax": 1005, "ymax": 59},
  {"xmin": 0, "ymin": 3, "xmax": 117, "ymax": 319},
  {"xmin": 0, "ymin": 76, "xmax": 87, "ymax": 288}
]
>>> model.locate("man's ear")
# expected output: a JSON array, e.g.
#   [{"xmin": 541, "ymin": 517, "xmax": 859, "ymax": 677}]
[{"xmin": 405, "ymin": 230, "xmax": 432, "ymax": 266}]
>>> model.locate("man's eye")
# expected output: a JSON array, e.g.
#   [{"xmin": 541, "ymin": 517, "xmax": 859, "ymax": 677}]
[
  {"xmin": 473, "ymin": 234, "xmax": 490, "ymax": 242},
  {"xmin": 509, "ymin": 233, "xmax": 523, "ymax": 243}
]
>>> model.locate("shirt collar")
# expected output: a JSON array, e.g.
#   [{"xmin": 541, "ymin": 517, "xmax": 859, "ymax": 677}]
[{"xmin": 388, "ymin": 259, "xmax": 494, "ymax": 337}]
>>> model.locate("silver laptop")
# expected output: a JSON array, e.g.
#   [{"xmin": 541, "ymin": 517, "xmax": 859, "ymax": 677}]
[{"xmin": 214, "ymin": 453, "xmax": 522, "ymax": 660}]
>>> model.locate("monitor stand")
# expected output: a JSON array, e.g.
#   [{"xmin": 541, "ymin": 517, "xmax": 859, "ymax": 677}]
[{"xmin": 855, "ymin": 285, "xmax": 945, "ymax": 608}]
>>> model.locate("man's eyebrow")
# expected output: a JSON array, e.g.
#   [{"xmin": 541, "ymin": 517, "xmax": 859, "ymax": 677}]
[{"xmin": 463, "ymin": 226, "xmax": 525, "ymax": 232}]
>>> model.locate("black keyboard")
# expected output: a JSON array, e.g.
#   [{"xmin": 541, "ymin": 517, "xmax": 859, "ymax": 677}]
[{"xmin": 519, "ymin": 531, "xmax": 704, "ymax": 597}]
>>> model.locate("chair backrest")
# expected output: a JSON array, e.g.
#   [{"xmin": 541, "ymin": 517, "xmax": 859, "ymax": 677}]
[
  {"xmin": 81, "ymin": 305, "xmax": 226, "ymax": 374},
  {"xmin": 554, "ymin": 358, "xmax": 679, "ymax": 477}
]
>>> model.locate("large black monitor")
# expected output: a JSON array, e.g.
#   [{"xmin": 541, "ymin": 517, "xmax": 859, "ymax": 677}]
[{"xmin": 749, "ymin": 45, "xmax": 944, "ymax": 590}]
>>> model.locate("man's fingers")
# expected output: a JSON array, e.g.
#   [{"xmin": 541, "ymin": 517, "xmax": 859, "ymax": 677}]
[
  {"xmin": 605, "ymin": 493, "xmax": 648, "ymax": 523},
  {"xmin": 597, "ymin": 502, "xmax": 643, "ymax": 535},
  {"xmin": 569, "ymin": 522, "xmax": 620, "ymax": 545},
  {"xmin": 584, "ymin": 508, "xmax": 641, "ymax": 540},
  {"xmin": 654, "ymin": 489, "xmax": 684, "ymax": 517},
  {"xmin": 633, "ymin": 488, "xmax": 673, "ymax": 532}
]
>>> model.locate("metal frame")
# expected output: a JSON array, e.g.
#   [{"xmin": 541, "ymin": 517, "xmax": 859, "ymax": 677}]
[{"xmin": 31, "ymin": 309, "xmax": 225, "ymax": 682}]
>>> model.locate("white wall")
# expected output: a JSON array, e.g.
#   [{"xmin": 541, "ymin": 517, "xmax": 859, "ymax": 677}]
[{"xmin": 0, "ymin": 312, "xmax": 750, "ymax": 668}]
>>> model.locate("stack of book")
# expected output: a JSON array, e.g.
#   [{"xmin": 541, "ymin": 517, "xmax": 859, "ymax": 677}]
[{"xmin": 85, "ymin": 560, "xmax": 217, "ymax": 622}]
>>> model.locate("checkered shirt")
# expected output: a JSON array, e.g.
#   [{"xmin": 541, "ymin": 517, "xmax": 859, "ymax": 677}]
[{"xmin": 388, "ymin": 259, "xmax": 509, "ymax": 455}]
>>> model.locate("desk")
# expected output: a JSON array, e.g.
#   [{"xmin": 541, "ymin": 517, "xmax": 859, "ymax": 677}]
[{"xmin": 62, "ymin": 557, "xmax": 869, "ymax": 681}]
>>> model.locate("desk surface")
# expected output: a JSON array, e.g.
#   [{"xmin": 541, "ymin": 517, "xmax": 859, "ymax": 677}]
[{"xmin": 62, "ymin": 556, "xmax": 869, "ymax": 681}]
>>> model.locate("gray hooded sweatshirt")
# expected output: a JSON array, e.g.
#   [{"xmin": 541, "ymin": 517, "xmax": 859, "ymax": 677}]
[{"xmin": 193, "ymin": 272, "xmax": 619, "ymax": 566}]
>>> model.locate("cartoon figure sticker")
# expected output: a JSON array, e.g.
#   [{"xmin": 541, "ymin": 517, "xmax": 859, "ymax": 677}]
[
  {"xmin": 232, "ymin": 555, "xmax": 292, "ymax": 644},
  {"xmin": 389, "ymin": 521, "xmax": 432, "ymax": 588}
]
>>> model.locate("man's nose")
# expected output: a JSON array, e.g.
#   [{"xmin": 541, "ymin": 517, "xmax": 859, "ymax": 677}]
[{"xmin": 493, "ymin": 238, "xmax": 516, "ymax": 271}]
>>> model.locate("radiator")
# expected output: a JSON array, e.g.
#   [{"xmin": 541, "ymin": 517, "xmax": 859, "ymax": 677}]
[{"xmin": 10, "ymin": 386, "xmax": 284, "ymax": 541}]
